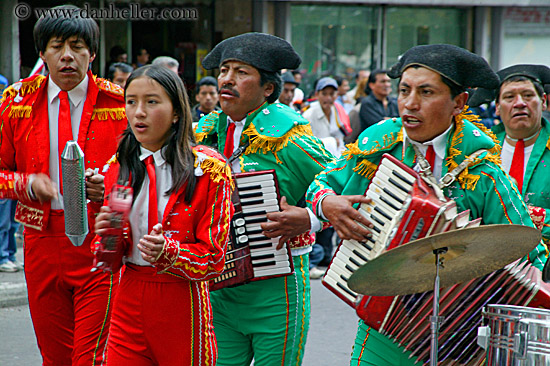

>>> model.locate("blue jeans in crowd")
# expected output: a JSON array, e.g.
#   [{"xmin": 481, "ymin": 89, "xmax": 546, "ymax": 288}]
[{"xmin": 0, "ymin": 199, "xmax": 19, "ymax": 264}]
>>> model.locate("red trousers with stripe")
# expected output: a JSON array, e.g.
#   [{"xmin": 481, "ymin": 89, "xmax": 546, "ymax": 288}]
[
  {"xmin": 106, "ymin": 264, "xmax": 217, "ymax": 366},
  {"xmin": 24, "ymin": 210, "xmax": 117, "ymax": 366}
]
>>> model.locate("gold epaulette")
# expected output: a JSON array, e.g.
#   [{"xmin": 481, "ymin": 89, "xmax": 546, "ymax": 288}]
[
  {"xmin": 242, "ymin": 122, "xmax": 313, "ymax": 164},
  {"xmin": 193, "ymin": 147, "xmax": 233, "ymax": 188},
  {"xmin": 194, "ymin": 111, "xmax": 219, "ymax": 143},
  {"xmin": 1, "ymin": 75, "xmax": 46, "ymax": 103},
  {"xmin": 93, "ymin": 75, "xmax": 124, "ymax": 99},
  {"xmin": 341, "ymin": 130, "xmax": 403, "ymax": 161}
]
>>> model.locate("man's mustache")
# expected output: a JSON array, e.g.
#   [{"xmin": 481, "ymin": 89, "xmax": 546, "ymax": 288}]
[{"xmin": 220, "ymin": 86, "xmax": 240, "ymax": 98}]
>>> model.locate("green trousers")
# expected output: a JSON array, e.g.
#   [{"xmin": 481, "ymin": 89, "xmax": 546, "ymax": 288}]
[
  {"xmin": 350, "ymin": 320, "xmax": 416, "ymax": 366},
  {"xmin": 211, "ymin": 254, "xmax": 311, "ymax": 366}
]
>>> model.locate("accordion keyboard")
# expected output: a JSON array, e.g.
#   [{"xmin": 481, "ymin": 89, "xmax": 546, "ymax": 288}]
[{"xmin": 235, "ymin": 172, "xmax": 293, "ymax": 278}]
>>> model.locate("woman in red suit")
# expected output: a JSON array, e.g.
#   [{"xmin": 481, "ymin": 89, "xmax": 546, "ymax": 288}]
[{"xmin": 94, "ymin": 65, "xmax": 233, "ymax": 366}]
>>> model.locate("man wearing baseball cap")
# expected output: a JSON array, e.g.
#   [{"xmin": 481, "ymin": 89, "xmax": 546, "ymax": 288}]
[
  {"xmin": 303, "ymin": 76, "xmax": 352, "ymax": 157},
  {"xmin": 195, "ymin": 32, "xmax": 334, "ymax": 366},
  {"xmin": 306, "ymin": 44, "xmax": 548, "ymax": 365}
]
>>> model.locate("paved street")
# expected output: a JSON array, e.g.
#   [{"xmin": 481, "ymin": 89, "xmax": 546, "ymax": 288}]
[{"xmin": 0, "ymin": 267, "xmax": 359, "ymax": 365}]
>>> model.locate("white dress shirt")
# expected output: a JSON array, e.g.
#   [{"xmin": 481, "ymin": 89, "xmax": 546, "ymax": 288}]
[
  {"xmin": 47, "ymin": 75, "xmax": 88, "ymax": 210},
  {"xmin": 127, "ymin": 147, "xmax": 172, "ymax": 266},
  {"xmin": 403, "ymin": 124, "xmax": 453, "ymax": 181},
  {"xmin": 501, "ymin": 139, "xmax": 534, "ymax": 176}
]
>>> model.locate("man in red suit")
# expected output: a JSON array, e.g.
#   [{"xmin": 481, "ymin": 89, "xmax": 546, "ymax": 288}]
[{"xmin": 0, "ymin": 5, "xmax": 127, "ymax": 365}]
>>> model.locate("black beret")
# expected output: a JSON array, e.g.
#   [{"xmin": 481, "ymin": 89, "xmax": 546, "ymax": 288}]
[
  {"xmin": 388, "ymin": 44, "xmax": 499, "ymax": 90},
  {"xmin": 469, "ymin": 64, "xmax": 550, "ymax": 107},
  {"xmin": 202, "ymin": 32, "xmax": 301, "ymax": 72},
  {"xmin": 281, "ymin": 71, "xmax": 299, "ymax": 85}
]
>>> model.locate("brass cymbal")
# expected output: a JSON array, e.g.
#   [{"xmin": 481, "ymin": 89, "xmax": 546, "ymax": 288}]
[{"xmin": 348, "ymin": 225, "xmax": 541, "ymax": 296}]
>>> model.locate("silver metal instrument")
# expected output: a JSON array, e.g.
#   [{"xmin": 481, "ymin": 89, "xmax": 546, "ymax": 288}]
[{"xmin": 61, "ymin": 141, "xmax": 88, "ymax": 246}]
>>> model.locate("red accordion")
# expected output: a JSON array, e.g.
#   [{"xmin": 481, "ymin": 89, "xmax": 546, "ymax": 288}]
[
  {"xmin": 210, "ymin": 170, "xmax": 294, "ymax": 291},
  {"xmin": 322, "ymin": 154, "xmax": 473, "ymax": 307}
]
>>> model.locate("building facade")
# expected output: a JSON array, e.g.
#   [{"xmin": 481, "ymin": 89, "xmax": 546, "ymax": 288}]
[{"xmin": 1, "ymin": 1, "xmax": 549, "ymax": 95}]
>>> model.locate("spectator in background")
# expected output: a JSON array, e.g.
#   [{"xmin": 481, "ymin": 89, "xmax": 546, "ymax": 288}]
[
  {"xmin": 152, "ymin": 56, "xmax": 179, "ymax": 74},
  {"xmin": 132, "ymin": 47, "xmax": 150, "ymax": 68},
  {"xmin": 277, "ymin": 71, "xmax": 299, "ymax": 109},
  {"xmin": 302, "ymin": 77, "xmax": 351, "ymax": 157},
  {"xmin": 334, "ymin": 75, "xmax": 355, "ymax": 113},
  {"xmin": 345, "ymin": 78, "xmax": 372, "ymax": 144},
  {"xmin": 107, "ymin": 62, "xmax": 133, "ymax": 88},
  {"xmin": 346, "ymin": 70, "xmax": 370, "ymax": 102},
  {"xmin": 192, "ymin": 76, "xmax": 220, "ymax": 122},
  {"xmin": 359, "ymin": 69, "xmax": 399, "ymax": 131},
  {"xmin": 105, "ymin": 45, "xmax": 127, "ymax": 78},
  {"xmin": 291, "ymin": 69, "xmax": 305, "ymax": 109}
]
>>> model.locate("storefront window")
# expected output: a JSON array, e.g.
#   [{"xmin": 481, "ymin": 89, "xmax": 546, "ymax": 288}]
[
  {"xmin": 291, "ymin": 4, "xmax": 378, "ymax": 97},
  {"xmin": 501, "ymin": 7, "xmax": 550, "ymax": 68},
  {"xmin": 385, "ymin": 7, "xmax": 468, "ymax": 68}
]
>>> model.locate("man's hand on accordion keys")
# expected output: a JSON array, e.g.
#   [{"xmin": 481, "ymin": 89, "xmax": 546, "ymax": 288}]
[
  {"xmin": 321, "ymin": 195, "xmax": 373, "ymax": 242},
  {"xmin": 262, "ymin": 196, "xmax": 311, "ymax": 250}
]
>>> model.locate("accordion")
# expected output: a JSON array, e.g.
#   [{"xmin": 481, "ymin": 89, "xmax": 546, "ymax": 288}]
[
  {"xmin": 322, "ymin": 153, "xmax": 477, "ymax": 307},
  {"xmin": 210, "ymin": 170, "xmax": 294, "ymax": 291}
]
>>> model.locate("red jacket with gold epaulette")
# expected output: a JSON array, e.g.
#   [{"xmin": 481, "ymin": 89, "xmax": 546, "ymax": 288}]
[
  {"xmin": 0, "ymin": 71, "xmax": 127, "ymax": 230},
  {"xmin": 93, "ymin": 145, "xmax": 233, "ymax": 280}
]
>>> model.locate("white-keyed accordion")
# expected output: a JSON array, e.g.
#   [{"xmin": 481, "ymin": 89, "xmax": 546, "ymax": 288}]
[
  {"xmin": 322, "ymin": 153, "xmax": 550, "ymax": 364},
  {"xmin": 210, "ymin": 170, "xmax": 294, "ymax": 291}
]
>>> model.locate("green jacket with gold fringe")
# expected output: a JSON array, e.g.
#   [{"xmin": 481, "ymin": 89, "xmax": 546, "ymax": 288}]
[
  {"xmin": 493, "ymin": 118, "xmax": 550, "ymax": 246},
  {"xmin": 195, "ymin": 101, "xmax": 335, "ymax": 251},
  {"xmin": 306, "ymin": 109, "xmax": 548, "ymax": 270}
]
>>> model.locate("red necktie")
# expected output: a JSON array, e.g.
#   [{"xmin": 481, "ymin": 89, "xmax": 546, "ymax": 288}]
[
  {"xmin": 144, "ymin": 156, "xmax": 158, "ymax": 232},
  {"xmin": 58, "ymin": 90, "xmax": 72, "ymax": 194},
  {"xmin": 224, "ymin": 122, "xmax": 236, "ymax": 159},
  {"xmin": 425, "ymin": 145, "xmax": 436, "ymax": 171},
  {"xmin": 509, "ymin": 139, "xmax": 525, "ymax": 193}
]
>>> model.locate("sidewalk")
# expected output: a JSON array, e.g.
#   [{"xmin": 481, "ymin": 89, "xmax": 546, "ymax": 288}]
[{"xmin": 0, "ymin": 235, "xmax": 28, "ymax": 308}]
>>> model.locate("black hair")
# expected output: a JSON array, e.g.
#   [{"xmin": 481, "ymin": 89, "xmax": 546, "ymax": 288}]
[
  {"xmin": 195, "ymin": 76, "xmax": 218, "ymax": 94},
  {"xmin": 107, "ymin": 62, "xmax": 133, "ymax": 81},
  {"xmin": 258, "ymin": 70, "xmax": 282, "ymax": 104},
  {"xmin": 364, "ymin": 69, "xmax": 388, "ymax": 95},
  {"xmin": 496, "ymin": 75, "xmax": 545, "ymax": 103},
  {"xmin": 119, "ymin": 65, "xmax": 196, "ymax": 203},
  {"xmin": 109, "ymin": 45, "xmax": 126, "ymax": 61},
  {"xmin": 33, "ymin": 5, "xmax": 99, "ymax": 55}
]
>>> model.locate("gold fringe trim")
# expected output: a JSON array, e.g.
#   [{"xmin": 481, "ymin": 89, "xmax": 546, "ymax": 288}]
[
  {"xmin": 194, "ymin": 112, "xmax": 218, "ymax": 143},
  {"xmin": 546, "ymin": 136, "xmax": 550, "ymax": 151},
  {"xmin": 195, "ymin": 155, "xmax": 234, "ymax": 188},
  {"xmin": 2, "ymin": 75, "xmax": 46, "ymax": 102},
  {"xmin": 341, "ymin": 131, "xmax": 403, "ymax": 160},
  {"xmin": 195, "ymin": 132, "xmax": 209, "ymax": 143},
  {"xmin": 91, "ymin": 108, "xmax": 126, "ymax": 121},
  {"xmin": 8, "ymin": 105, "xmax": 32, "ymax": 118},
  {"xmin": 242, "ymin": 123, "xmax": 313, "ymax": 164},
  {"xmin": 353, "ymin": 159, "xmax": 378, "ymax": 179}
]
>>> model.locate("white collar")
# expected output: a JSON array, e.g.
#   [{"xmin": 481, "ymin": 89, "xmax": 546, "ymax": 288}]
[
  {"xmin": 402, "ymin": 124, "xmax": 453, "ymax": 159},
  {"xmin": 139, "ymin": 146, "xmax": 167, "ymax": 166},
  {"xmin": 47, "ymin": 74, "xmax": 88, "ymax": 108},
  {"xmin": 227, "ymin": 115, "xmax": 246, "ymax": 126}
]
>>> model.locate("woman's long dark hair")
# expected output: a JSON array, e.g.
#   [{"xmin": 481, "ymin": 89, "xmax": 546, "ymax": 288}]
[{"xmin": 118, "ymin": 65, "xmax": 196, "ymax": 202}]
